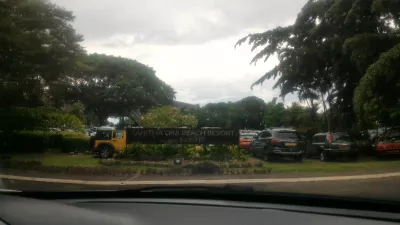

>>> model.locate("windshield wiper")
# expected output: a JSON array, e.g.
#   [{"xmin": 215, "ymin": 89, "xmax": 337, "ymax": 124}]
[{"xmin": 120, "ymin": 184, "xmax": 254, "ymax": 193}]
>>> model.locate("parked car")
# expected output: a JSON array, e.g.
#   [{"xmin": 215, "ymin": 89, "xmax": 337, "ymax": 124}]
[
  {"xmin": 310, "ymin": 132, "xmax": 358, "ymax": 161},
  {"xmin": 352, "ymin": 131, "xmax": 373, "ymax": 154},
  {"xmin": 375, "ymin": 134, "xmax": 400, "ymax": 157},
  {"xmin": 239, "ymin": 133, "xmax": 257, "ymax": 150},
  {"xmin": 250, "ymin": 128, "xmax": 305, "ymax": 162}
]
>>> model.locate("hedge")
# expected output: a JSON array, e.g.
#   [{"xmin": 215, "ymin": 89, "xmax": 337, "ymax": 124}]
[
  {"xmin": 0, "ymin": 159, "xmax": 268, "ymax": 176},
  {"xmin": 0, "ymin": 130, "xmax": 248, "ymax": 161},
  {"xmin": 0, "ymin": 107, "xmax": 83, "ymax": 131},
  {"xmin": 123, "ymin": 144, "xmax": 249, "ymax": 161},
  {"xmin": 0, "ymin": 131, "xmax": 89, "ymax": 153}
]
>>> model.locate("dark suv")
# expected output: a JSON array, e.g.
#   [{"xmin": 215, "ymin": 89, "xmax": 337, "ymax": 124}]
[
  {"xmin": 309, "ymin": 132, "xmax": 358, "ymax": 161},
  {"xmin": 250, "ymin": 128, "xmax": 305, "ymax": 162}
]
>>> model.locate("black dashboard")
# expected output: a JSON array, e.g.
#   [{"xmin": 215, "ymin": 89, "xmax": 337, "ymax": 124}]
[{"xmin": 1, "ymin": 192, "xmax": 400, "ymax": 225}]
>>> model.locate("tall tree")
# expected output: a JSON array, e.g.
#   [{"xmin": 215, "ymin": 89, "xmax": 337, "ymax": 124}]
[
  {"xmin": 197, "ymin": 96, "xmax": 267, "ymax": 129},
  {"xmin": 236, "ymin": 0, "xmax": 400, "ymax": 130},
  {"xmin": 263, "ymin": 98, "xmax": 287, "ymax": 128},
  {"xmin": 232, "ymin": 96, "xmax": 267, "ymax": 129},
  {"xmin": 58, "ymin": 54, "xmax": 175, "ymax": 125},
  {"xmin": 0, "ymin": 0, "xmax": 84, "ymax": 107}
]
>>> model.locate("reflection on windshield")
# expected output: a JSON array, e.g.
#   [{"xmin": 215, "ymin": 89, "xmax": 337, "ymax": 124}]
[
  {"xmin": 1, "ymin": 0, "xmax": 400, "ymax": 203},
  {"xmin": 275, "ymin": 132, "xmax": 299, "ymax": 140},
  {"xmin": 333, "ymin": 135, "xmax": 353, "ymax": 142}
]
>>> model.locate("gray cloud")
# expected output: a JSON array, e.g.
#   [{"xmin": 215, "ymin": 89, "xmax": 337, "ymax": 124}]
[
  {"xmin": 50, "ymin": 0, "xmax": 304, "ymax": 105},
  {"xmin": 52, "ymin": 0, "xmax": 307, "ymax": 45}
]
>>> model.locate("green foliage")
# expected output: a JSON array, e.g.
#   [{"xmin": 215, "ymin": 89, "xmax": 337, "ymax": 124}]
[
  {"xmin": 197, "ymin": 96, "xmax": 267, "ymax": 129},
  {"xmin": 237, "ymin": 0, "xmax": 400, "ymax": 130},
  {"xmin": 123, "ymin": 144, "xmax": 245, "ymax": 162},
  {"xmin": 197, "ymin": 96, "xmax": 319, "ymax": 132},
  {"xmin": 0, "ymin": 0, "xmax": 175, "ymax": 127},
  {"xmin": 0, "ymin": 131, "xmax": 89, "ymax": 153},
  {"xmin": 195, "ymin": 145, "xmax": 247, "ymax": 162},
  {"xmin": 141, "ymin": 106, "xmax": 198, "ymax": 128},
  {"xmin": 263, "ymin": 98, "xmax": 287, "ymax": 127},
  {"xmin": 354, "ymin": 43, "xmax": 400, "ymax": 127},
  {"xmin": 0, "ymin": 0, "xmax": 84, "ymax": 108},
  {"xmin": 0, "ymin": 107, "xmax": 84, "ymax": 131},
  {"xmin": 125, "ymin": 144, "xmax": 196, "ymax": 159},
  {"xmin": 59, "ymin": 54, "xmax": 176, "ymax": 126},
  {"xmin": 62, "ymin": 102, "xmax": 86, "ymax": 124},
  {"xmin": 58, "ymin": 132, "xmax": 90, "ymax": 153}
]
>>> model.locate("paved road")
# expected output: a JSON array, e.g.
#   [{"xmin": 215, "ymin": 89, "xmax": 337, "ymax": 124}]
[{"xmin": 3, "ymin": 176, "xmax": 400, "ymax": 202}]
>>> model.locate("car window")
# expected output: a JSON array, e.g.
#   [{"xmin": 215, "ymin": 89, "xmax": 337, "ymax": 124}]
[
  {"xmin": 259, "ymin": 132, "xmax": 269, "ymax": 138},
  {"xmin": 95, "ymin": 130, "xmax": 112, "ymax": 140},
  {"xmin": 332, "ymin": 134, "xmax": 354, "ymax": 142},
  {"xmin": 275, "ymin": 131, "xmax": 299, "ymax": 139},
  {"xmin": 114, "ymin": 131, "xmax": 124, "ymax": 139},
  {"xmin": 313, "ymin": 135, "xmax": 326, "ymax": 143}
]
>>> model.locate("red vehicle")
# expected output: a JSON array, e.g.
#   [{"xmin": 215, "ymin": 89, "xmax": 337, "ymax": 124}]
[
  {"xmin": 375, "ymin": 135, "xmax": 400, "ymax": 157},
  {"xmin": 239, "ymin": 133, "xmax": 257, "ymax": 150}
]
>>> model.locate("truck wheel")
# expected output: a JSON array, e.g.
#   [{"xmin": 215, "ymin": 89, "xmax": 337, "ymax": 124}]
[{"xmin": 100, "ymin": 145, "xmax": 113, "ymax": 159}]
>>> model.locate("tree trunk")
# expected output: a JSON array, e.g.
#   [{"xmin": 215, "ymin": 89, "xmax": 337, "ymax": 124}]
[
  {"xmin": 97, "ymin": 113, "xmax": 107, "ymax": 126},
  {"xmin": 119, "ymin": 116, "xmax": 124, "ymax": 128},
  {"xmin": 320, "ymin": 92, "xmax": 330, "ymax": 132}
]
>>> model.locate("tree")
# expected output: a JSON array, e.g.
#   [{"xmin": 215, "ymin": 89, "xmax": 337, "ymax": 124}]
[
  {"xmin": 0, "ymin": 0, "xmax": 84, "ymax": 108},
  {"xmin": 62, "ymin": 102, "xmax": 86, "ymax": 123},
  {"xmin": 196, "ymin": 96, "xmax": 267, "ymax": 129},
  {"xmin": 263, "ymin": 98, "xmax": 287, "ymax": 128},
  {"xmin": 236, "ymin": 0, "xmax": 400, "ymax": 131},
  {"xmin": 141, "ymin": 106, "xmax": 198, "ymax": 128},
  {"xmin": 0, "ymin": 107, "xmax": 83, "ymax": 131},
  {"xmin": 231, "ymin": 96, "xmax": 267, "ymax": 129},
  {"xmin": 196, "ymin": 102, "xmax": 233, "ymax": 128},
  {"xmin": 58, "ymin": 54, "xmax": 176, "ymax": 125},
  {"xmin": 354, "ymin": 42, "xmax": 400, "ymax": 127}
]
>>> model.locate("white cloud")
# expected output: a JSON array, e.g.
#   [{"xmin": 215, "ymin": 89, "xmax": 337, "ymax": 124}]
[{"xmin": 52, "ymin": 0, "xmax": 307, "ymax": 105}]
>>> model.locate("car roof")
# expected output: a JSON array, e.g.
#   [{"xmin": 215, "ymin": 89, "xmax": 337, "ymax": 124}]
[
  {"xmin": 241, "ymin": 133, "xmax": 257, "ymax": 135},
  {"xmin": 313, "ymin": 132, "xmax": 350, "ymax": 136},
  {"xmin": 97, "ymin": 126, "xmax": 115, "ymax": 131},
  {"xmin": 265, "ymin": 128, "xmax": 297, "ymax": 132},
  {"xmin": 314, "ymin": 133, "xmax": 328, "ymax": 136}
]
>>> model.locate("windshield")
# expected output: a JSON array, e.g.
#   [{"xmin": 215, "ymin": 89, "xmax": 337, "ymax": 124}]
[
  {"xmin": 332, "ymin": 134, "xmax": 354, "ymax": 142},
  {"xmin": 1, "ymin": 0, "xmax": 400, "ymax": 203},
  {"xmin": 275, "ymin": 131, "xmax": 299, "ymax": 140}
]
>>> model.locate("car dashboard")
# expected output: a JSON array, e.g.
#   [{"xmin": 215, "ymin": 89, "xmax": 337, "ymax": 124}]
[{"xmin": 1, "ymin": 192, "xmax": 400, "ymax": 225}]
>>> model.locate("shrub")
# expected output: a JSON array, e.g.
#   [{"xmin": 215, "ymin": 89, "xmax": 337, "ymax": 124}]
[
  {"xmin": 208, "ymin": 145, "xmax": 234, "ymax": 161},
  {"xmin": 141, "ymin": 106, "xmax": 198, "ymax": 128},
  {"xmin": 59, "ymin": 132, "xmax": 90, "ymax": 153},
  {"xmin": 0, "ymin": 107, "xmax": 83, "ymax": 131},
  {"xmin": 184, "ymin": 161, "xmax": 221, "ymax": 174},
  {"xmin": 0, "ymin": 131, "xmax": 89, "ymax": 153},
  {"xmin": 124, "ymin": 144, "xmax": 198, "ymax": 160},
  {"xmin": 122, "ymin": 144, "xmax": 244, "ymax": 161}
]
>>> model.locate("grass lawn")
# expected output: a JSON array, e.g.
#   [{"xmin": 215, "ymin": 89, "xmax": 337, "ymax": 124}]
[
  {"xmin": 3, "ymin": 153, "xmax": 400, "ymax": 173},
  {"xmin": 4, "ymin": 153, "xmax": 168, "ymax": 170},
  {"xmin": 6, "ymin": 153, "xmax": 102, "ymax": 167},
  {"xmin": 263, "ymin": 159, "xmax": 400, "ymax": 173}
]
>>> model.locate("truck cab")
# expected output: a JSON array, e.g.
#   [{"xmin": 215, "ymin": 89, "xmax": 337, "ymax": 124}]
[{"xmin": 91, "ymin": 127, "xmax": 127, "ymax": 158}]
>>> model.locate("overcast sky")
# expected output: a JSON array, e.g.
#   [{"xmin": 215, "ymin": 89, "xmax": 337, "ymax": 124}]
[{"xmin": 52, "ymin": 0, "xmax": 307, "ymax": 106}]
